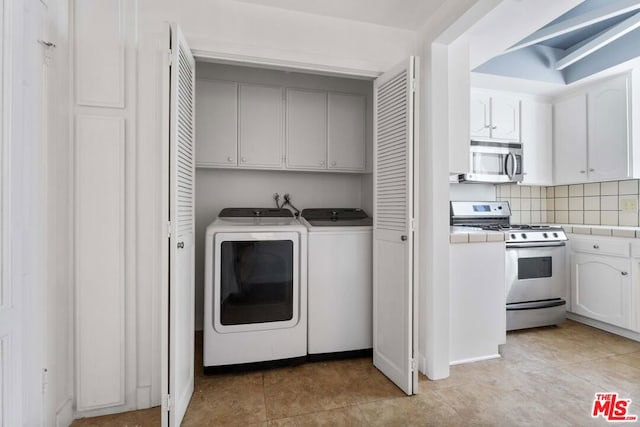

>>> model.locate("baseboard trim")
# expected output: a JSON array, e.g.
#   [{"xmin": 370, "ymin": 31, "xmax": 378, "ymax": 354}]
[
  {"xmin": 137, "ymin": 386, "xmax": 152, "ymax": 409},
  {"xmin": 56, "ymin": 398, "xmax": 73, "ymax": 427},
  {"xmin": 449, "ymin": 353, "xmax": 501, "ymax": 366},
  {"xmin": 567, "ymin": 313, "xmax": 640, "ymax": 342}
]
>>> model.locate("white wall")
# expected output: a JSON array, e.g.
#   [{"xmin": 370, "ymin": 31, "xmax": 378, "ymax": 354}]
[
  {"xmin": 195, "ymin": 169, "xmax": 367, "ymax": 329},
  {"xmin": 139, "ymin": 0, "xmax": 416, "ymax": 76}
]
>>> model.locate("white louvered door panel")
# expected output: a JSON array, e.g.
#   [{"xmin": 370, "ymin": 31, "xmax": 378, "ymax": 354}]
[
  {"xmin": 373, "ymin": 57, "xmax": 417, "ymax": 396},
  {"xmin": 164, "ymin": 23, "xmax": 195, "ymax": 427}
]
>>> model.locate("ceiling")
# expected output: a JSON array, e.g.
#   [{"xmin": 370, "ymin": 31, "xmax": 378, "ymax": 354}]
[
  {"xmin": 473, "ymin": 0, "xmax": 640, "ymax": 85},
  {"xmin": 228, "ymin": 0, "xmax": 448, "ymax": 30}
]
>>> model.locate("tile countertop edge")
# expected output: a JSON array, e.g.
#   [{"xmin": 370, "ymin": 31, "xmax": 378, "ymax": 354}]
[
  {"xmin": 449, "ymin": 227, "xmax": 506, "ymax": 244},
  {"xmin": 552, "ymin": 224, "xmax": 640, "ymax": 239}
]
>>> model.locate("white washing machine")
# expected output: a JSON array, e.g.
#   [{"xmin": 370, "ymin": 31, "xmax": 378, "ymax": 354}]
[
  {"xmin": 300, "ymin": 208, "xmax": 373, "ymax": 358},
  {"xmin": 204, "ymin": 208, "xmax": 308, "ymax": 370}
]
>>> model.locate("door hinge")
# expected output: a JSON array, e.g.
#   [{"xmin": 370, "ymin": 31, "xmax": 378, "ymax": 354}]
[
  {"xmin": 167, "ymin": 221, "xmax": 172, "ymax": 238},
  {"xmin": 410, "ymin": 358, "xmax": 416, "ymax": 372},
  {"xmin": 168, "ymin": 49, "xmax": 173, "ymax": 66},
  {"xmin": 410, "ymin": 79, "xmax": 417, "ymax": 93},
  {"xmin": 410, "ymin": 218, "xmax": 416, "ymax": 232},
  {"xmin": 42, "ymin": 368, "xmax": 48, "ymax": 394},
  {"xmin": 164, "ymin": 394, "xmax": 173, "ymax": 412}
]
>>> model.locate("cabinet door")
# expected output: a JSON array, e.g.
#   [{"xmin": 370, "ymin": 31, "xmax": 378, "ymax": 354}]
[
  {"xmin": 632, "ymin": 258, "xmax": 640, "ymax": 333},
  {"xmin": 521, "ymin": 100, "xmax": 552, "ymax": 185},
  {"xmin": 587, "ymin": 75, "xmax": 631, "ymax": 181},
  {"xmin": 470, "ymin": 92, "xmax": 491, "ymax": 139},
  {"xmin": 571, "ymin": 253, "xmax": 631, "ymax": 329},
  {"xmin": 238, "ymin": 84, "xmax": 284, "ymax": 168},
  {"xmin": 195, "ymin": 79, "xmax": 238, "ymax": 167},
  {"xmin": 490, "ymin": 96, "xmax": 520, "ymax": 141},
  {"xmin": 328, "ymin": 93, "xmax": 366, "ymax": 171},
  {"xmin": 553, "ymin": 94, "xmax": 587, "ymax": 184},
  {"xmin": 286, "ymin": 89, "xmax": 327, "ymax": 169}
]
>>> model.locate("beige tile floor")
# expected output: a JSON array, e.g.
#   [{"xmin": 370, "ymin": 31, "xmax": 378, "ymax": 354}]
[{"xmin": 73, "ymin": 320, "xmax": 640, "ymax": 426}]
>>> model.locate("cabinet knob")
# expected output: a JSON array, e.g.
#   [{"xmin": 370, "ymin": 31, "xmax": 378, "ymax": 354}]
[
  {"xmin": 580, "ymin": 170, "xmax": 586, "ymax": 174},
  {"xmin": 622, "ymin": 271, "xmax": 628, "ymax": 276},
  {"xmin": 589, "ymin": 168, "xmax": 595, "ymax": 172},
  {"xmin": 331, "ymin": 160, "xmax": 337, "ymax": 167},
  {"xmin": 241, "ymin": 157, "xmax": 247, "ymax": 163},
  {"xmin": 227, "ymin": 156, "xmax": 233, "ymax": 162},
  {"xmin": 491, "ymin": 125, "xmax": 497, "ymax": 130},
  {"xmin": 320, "ymin": 161, "xmax": 325, "ymax": 166},
  {"xmin": 593, "ymin": 244, "xmax": 599, "ymax": 249}
]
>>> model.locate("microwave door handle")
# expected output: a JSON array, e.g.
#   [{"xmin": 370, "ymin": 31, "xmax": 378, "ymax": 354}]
[
  {"xmin": 512, "ymin": 154, "xmax": 519, "ymax": 178},
  {"xmin": 505, "ymin": 152, "xmax": 514, "ymax": 179}
]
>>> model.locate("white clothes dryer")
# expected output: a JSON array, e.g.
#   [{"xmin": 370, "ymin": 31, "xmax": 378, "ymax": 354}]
[
  {"xmin": 204, "ymin": 208, "xmax": 307, "ymax": 371},
  {"xmin": 300, "ymin": 208, "xmax": 373, "ymax": 360}
]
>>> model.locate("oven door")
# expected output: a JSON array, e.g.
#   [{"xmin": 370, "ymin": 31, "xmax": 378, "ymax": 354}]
[
  {"xmin": 505, "ymin": 242, "xmax": 566, "ymax": 304},
  {"xmin": 213, "ymin": 231, "xmax": 300, "ymax": 333}
]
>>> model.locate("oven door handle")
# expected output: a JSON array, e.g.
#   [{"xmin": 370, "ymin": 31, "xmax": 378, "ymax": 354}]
[
  {"xmin": 506, "ymin": 242, "xmax": 566, "ymax": 249},
  {"xmin": 507, "ymin": 299, "xmax": 567, "ymax": 311}
]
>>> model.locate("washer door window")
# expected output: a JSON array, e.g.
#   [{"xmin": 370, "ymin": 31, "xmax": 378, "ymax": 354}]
[{"xmin": 213, "ymin": 232, "xmax": 300, "ymax": 333}]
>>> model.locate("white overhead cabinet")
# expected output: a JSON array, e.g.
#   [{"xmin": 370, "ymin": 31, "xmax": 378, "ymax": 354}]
[
  {"xmin": 238, "ymin": 83, "xmax": 285, "ymax": 169},
  {"xmin": 587, "ymin": 75, "xmax": 631, "ymax": 181},
  {"xmin": 286, "ymin": 89, "xmax": 327, "ymax": 169},
  {"xmin": 553, "ymin": 94, "xmax": 588, "ymax": 184},
  {"xmin": 195, "ymin": 79, "xmax": 238, "ymax": 167},
  {"xmin": 328, "ymin": 93, "xmax": 367, "ymax": 171},
  {"xmin": 470, "ymin": 91, "xmax": 520, "ymax": 142},
  {"xmin": 520, "ymin": 99, "xmax": 553, "ymax": 186},
  {"xmin": 553, "ymin": 74, "xmax": 631, "ymax": 184},
  {"xmin": 196, "ymin": 81, "xmax": 367, "ymax": 173}
]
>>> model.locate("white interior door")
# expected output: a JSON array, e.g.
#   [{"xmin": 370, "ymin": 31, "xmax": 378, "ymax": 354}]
[
  {"xmin": 162, "ymin": 23, "xmax": 195, "ymax": 427},
  {"xmin": 372, "ymin": 57, "xmax": 417, "ymax": 395}
]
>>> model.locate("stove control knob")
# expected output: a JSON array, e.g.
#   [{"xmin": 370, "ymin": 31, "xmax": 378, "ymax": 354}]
[
  {"xmin": 543, "ymin": 233, "xmax": 548, "ymax": 238},
  {"xmin": 553, "ymin": 232, "xmax": 558, "ymax": 238},
  {"xmin": 510, "ymin": 234, "xmax": 516, "ymax": 239},
  {"xmin": 521, "ymin": 233, "xmax": 527, "ymax": 239}
]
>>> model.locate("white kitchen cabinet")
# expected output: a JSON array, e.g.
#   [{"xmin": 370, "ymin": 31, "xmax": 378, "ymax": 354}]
[
  {"xmin": 570, "ymin": 252, "xmax": 632, "ymax": 330},
  {"xmin": 285, "ymin": 89, "xmax": 327, "ymax": 170},
  {"xmin": 470, "ymin": 91, "xmax": 520, "ymax": 142},
  {"xmin": 470, "ymin": 93, "xmax": 491, "ymax": 139},
  {"xmin": 553, "ymin": 94, "xmax": 588, "ymax": 184},
  {"xmin": 328, "ymin": 93, "xmax": 366, "ymax": 171},
  {"xmin": 587, "ymin": 74, "xmax": 631, "ymax": 181},
  {"xmin": 553, "ymin": 74, "xmax": 632, "ymax": 184},
  {"xmin": 238, "ymin": 83, "xmax": 284, "ymax": 169},
  {"xmin": 195, "ymin": 79, "xmax": 238, "ymax": 167},
  {"xmin": 521, "ymin": 99, "xmax": 552, "ymax": 186}
]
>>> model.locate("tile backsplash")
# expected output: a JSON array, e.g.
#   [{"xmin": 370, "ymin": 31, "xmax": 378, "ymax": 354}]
[{"xmin": 496, "ymin": 179, "xmax": 640, "ymax": 226}]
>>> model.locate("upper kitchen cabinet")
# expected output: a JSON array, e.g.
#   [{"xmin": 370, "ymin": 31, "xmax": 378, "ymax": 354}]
[
  {"xmin": 238, "ymin": 83, "xmax": 285, "ymax": 169},
  {"xmin": 520, "ymin": 99, "xmax": 552, "ymax": 186},
  {"xmin": 286, "ymin": 89, "xmax": 327, "ymax": 170},
  {"xmin": 470, "ymin": 91, "xmax": 521, "ymax": 142},
  {"xmin": 553, "ymin": 74, "xmax": 632, "ymax": 185},
  {"xmin": 553, "ymin": 94, "xmax": 588, "ymax": 184},
  {"xmin": 196, "ymin": 79, "xmax": 238, "ymax": 167},
  {"xmin": 587, "ymin": 74, "xmax": 631, "ymax": 182},
  {"xmin": 328, "ymin": 93, "xmax": 366, "ymax": 171}
]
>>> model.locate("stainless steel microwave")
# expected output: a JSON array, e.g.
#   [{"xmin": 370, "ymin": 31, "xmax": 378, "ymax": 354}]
[{"xmin": 453, "ymin": 140, "xmax": 523, "ymax": 183}]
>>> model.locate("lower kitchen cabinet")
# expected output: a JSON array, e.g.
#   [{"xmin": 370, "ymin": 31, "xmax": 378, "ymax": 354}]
[{"xmin": 570, "ymin": 252, "xmax": 632, "ymax": 330}]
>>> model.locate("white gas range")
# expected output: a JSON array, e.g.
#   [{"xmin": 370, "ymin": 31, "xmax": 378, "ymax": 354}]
[{"xmin": 450, "ymin": 201, "xmax": 569, "ymax": 331}]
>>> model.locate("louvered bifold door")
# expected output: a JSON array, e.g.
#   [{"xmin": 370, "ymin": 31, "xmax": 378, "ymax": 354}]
[
  {"xmin": 372, "ymin": 57, "xmax": 417, "ymax": 396},
  {"xmin": 165, "ymin": 23, "xmax": 195, "ymax": 427}
]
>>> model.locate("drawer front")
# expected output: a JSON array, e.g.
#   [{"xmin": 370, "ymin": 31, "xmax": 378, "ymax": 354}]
[{"xmin": 571, "ymin": 237, "xmax": 630, "ymax": 258}]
